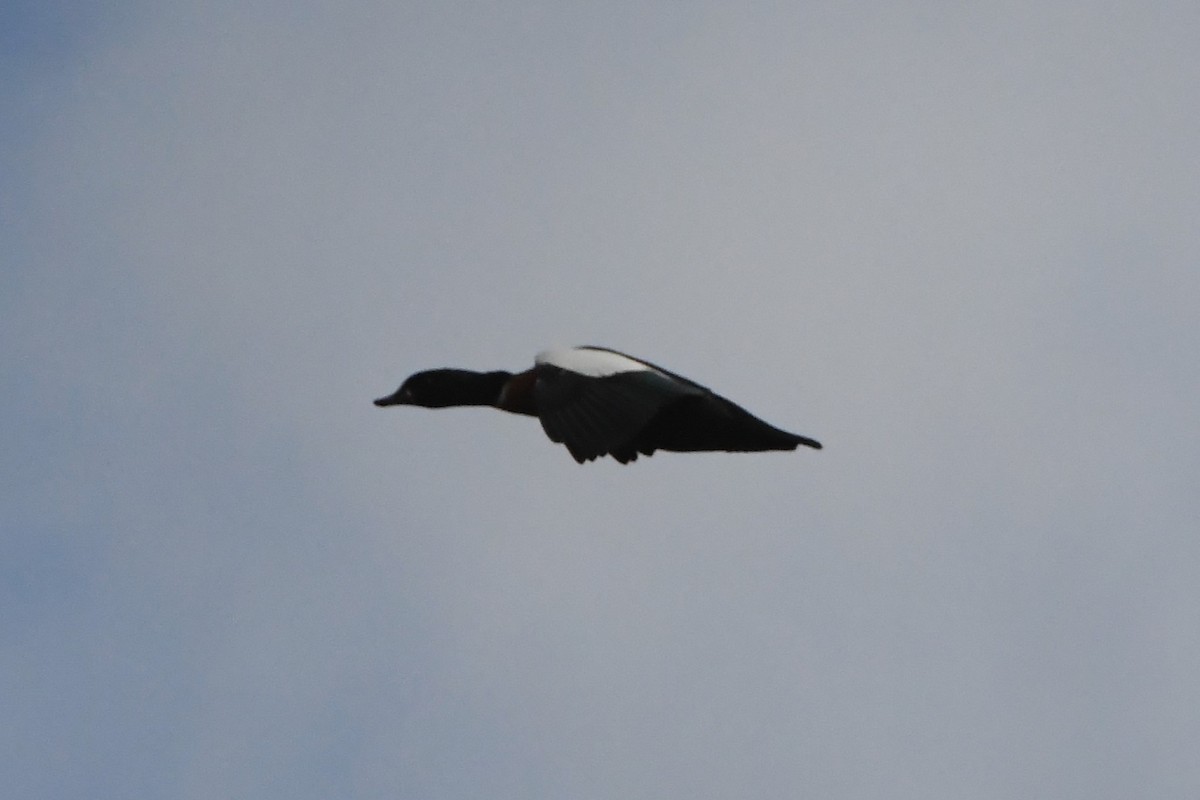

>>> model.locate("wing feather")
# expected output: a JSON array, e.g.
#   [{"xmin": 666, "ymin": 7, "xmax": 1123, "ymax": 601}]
[{"xmin": 534, "ymin": 367, "xmax": 699, "ymax": 462}]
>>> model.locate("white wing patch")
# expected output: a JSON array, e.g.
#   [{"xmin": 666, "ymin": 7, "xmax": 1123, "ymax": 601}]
[{"xmin": 535, "ymin": 346, "xmax": 653, "ymax": 378}]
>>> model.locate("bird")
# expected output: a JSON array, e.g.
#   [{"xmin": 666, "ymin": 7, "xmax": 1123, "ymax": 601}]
[{"xmin": 373, "ymin": 346, "xmax": 822, "ymax": 464}]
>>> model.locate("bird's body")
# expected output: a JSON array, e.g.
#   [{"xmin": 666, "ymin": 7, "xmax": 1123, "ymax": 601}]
[{"xmin": 374, "ymin": 346, "xmax": 821, "ymax": 464}]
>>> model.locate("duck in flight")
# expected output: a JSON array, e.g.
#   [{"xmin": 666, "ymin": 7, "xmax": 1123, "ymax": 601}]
[{"xmin": 373, "ymin": 346, "xmax": 822, "ymax": 464}]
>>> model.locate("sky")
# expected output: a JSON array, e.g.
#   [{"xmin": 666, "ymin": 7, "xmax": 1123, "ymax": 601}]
[{"xmin": 3, "ymin": 2, "xmax": 1199, "ymax": 797}]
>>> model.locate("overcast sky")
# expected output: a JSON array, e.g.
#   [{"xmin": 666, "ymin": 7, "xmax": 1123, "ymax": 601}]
[{"xmin": 4, "ymin": 2, "xmax": 1199, "ymax": 798}]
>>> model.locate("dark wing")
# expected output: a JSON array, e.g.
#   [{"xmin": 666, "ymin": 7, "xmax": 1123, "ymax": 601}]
[{"xmin": 534, "ymin": 366, "xmax": 701, "ymax": 463}]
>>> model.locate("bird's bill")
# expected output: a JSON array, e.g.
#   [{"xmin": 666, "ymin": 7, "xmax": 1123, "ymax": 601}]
[{"xmin": 373, "ymin": 388, "xmax": 412, "ymax": 407}]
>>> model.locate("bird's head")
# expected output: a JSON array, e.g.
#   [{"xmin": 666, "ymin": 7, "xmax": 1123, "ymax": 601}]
[{"xmin": 373, "ymin": 369, "xmax": 510, "ymax": 409}]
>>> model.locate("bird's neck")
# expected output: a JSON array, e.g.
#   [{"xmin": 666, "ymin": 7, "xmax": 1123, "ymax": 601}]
[{"xmin": 450, "ymin": 370, "xmax": 513, "ymax": 407}]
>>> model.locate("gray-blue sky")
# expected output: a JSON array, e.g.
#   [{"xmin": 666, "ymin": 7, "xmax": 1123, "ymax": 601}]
[{"xmin": 4, "ymin": 2, "xmax": 1199, "ymax": 797}]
